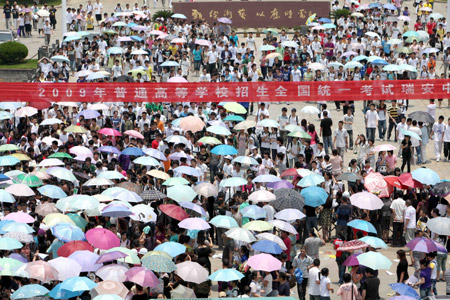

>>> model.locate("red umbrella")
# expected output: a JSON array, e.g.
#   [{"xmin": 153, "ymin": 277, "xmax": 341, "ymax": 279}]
[
  {"xmin": 57, "ymin": 241, "xmax": 94, "ymax": 257},
  {"xmin": 364, "ymin": 172, "xmax": 390, "ymax": 198},
  {"xmin": 337, "ymin": 240, "xmax": 369, "ymax": 252},
  {"xmin": 28, "ymin": 100, "xmax": 52, "ymax": 110},
  {"xmin": 98, "ymin": 128, "xmax": 122, "ymax": 137},
  {"xmin": 384, "ymin": 176, "xmax": 403, "ymax": 189},
  {"xmin": 398, "ymin": 173, "xmax": 423, "ymax": 189},
  {"xmin": 280, "ymin": 168, "xmax": 298, "ymax": 177},
  {"xmin": 160, "ymin": 204, "xmax": 189, "ymax": 221},
  {"xmin": 86, "ymin": 228, "xmax": 120, "ymax": 250}
]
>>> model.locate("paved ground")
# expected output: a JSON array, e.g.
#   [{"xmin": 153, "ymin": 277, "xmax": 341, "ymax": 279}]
[{"xmin": 6, "ymin": 0, "xmax": 450, "ymax": 297}]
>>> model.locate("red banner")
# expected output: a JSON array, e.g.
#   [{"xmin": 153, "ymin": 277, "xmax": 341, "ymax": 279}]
[{"xmin": 5, "ymin": 80, "xmax": 450, "ymax": 103}]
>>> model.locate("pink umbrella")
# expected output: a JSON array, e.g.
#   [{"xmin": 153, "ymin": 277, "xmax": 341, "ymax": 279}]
[
  {"xmin": 125, "ymin": 267, "xmax": 159, "ymax": 287},
  {"xmin": 171, "ymin": 38, "xmax": 186, "ymax": 44},
  {"xmin": 5, "ymin": 184, "xmax": 35, "ymax": 197},
  {"xmin": 48, "ymin": 257, "xmax": 82, "ymax": 281},
  {"xmin": 247, "ymin": 253, "xmax": 282, "ymax": 272},
  {"xmin": 168, "ymin": 77, "xmax": 188, "ymax": 83},
  {"xmin": 2, "ymin": 212, "xmax": 34, "ymax": 223},
  {"xmin": 96, "ymin": 264, "xmax": 129, "ymax": 282},
  {"xmin": 195, "ymin": 39, "xmax": 212, "ymax": 47},
  {"xmin": 124, "ymin": 130, "xmax": 144, "ymax": 139},
  {"xmin": 350, "ymin": 192, "xmax": 383, "ymax": 210},
  {"xmin": 178, "ymin": 218, "xmax": 211, "ymax": 230},
  {"xmin": 98, "ymin": 128, "xmax": 122, "ymax": 137},
  {"xmin": 96, "ymin": 251, "xmax": 128, "ymax": 264},
  {"xmin": 68, "ymin": 250, "xmax": 102, "ymax": 272},
  {"xmin": 93, "ymin": 280, "xmax": 129, "ymax": 299},
  {"xmin": 118, "ymin": 36, "xmax": 133, "ymax": 42},
  {"xmin": 85, "ymin": 228, "xmax": 120, "ymax": 250},
  {"xmin": 373, "ymin": 144, "xmax": 397, "ymax": 152},
  {"xmin": 364, "ymin": 172, "xmax": 390, "ymax": 198},
  {"xmin": 179, "ymin": 116, "xmax": 205, "ymax": 133},
  {"xmin": 24, "ymin": 261, "xmax": 59, "ymax": 283},
  {"xmin": 69, "ymin": 146, "xmax": 93, "ymax": 158}
]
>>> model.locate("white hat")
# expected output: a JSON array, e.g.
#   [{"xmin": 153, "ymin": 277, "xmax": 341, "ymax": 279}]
[
  {"xmin": 343, "ymin": 191, "xmax": 350, "ymax": 198},
  {"xmin": 139, "ymin": 248, "xmax": 148, "ymax": 255},
  {"xmin": 224, "ymin": 155, "xmax": 232, "ymax": 160}
]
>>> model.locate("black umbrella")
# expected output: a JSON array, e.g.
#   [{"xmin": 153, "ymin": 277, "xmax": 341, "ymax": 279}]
[
  {"xmin": 141, "ymin": 190, "xmax": 166, "ymax": 201},
  {"xmin": 271, "ymin": 188, "xmax": 305, "ymax": 211},
  {"xmin": 116, "ymin": 75, "xmax": 134, "ymax": 83},
  {"xmin": 408, "ymin": 111, "xmax": 434, "ymax": 124},
  {"xmin": 431, "ymin": 181, "xmax": 450, "ymax": 196}
]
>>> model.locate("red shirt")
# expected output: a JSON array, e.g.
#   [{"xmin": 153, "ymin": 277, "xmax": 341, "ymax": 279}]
[
  {"xmin": 283, "ymin": 236, "xmax": 291, "ymax": 261},
  {"xmin": 426, "ymin": 22, "xmax": 436, "ymax": 35},
  {"xmin": 334, "ymin": 239, "xmax": 343, "ymax": 258}
]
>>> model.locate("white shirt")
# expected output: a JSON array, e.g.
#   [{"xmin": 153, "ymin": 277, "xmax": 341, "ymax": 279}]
[
  {"xmin": 320, "ymin": 276, "xmax": 331, "ymax": 297},
  {"xmin": 207, "ymin": 50, "xmax": 218, "ymax": 64},
  {"xmin": 409, "ymin": 126, "xmax": 422, "ymax": 147},
  {"xmin": 444, "ymin": 124, "xmax": 450, "ymax": 142},
  {"xmin": 334, "ymin": 128, "xmax": 348, "ymax": 148},
  {"xmin": 427, "ymin": 103, "xmax": 436, "ymax": 120},
  {"xmin": 405, "ymin": 206, "xmax": 416, "ymax": 228},
  {"xmin": 365, "ymin": 110, "xmax": 379, "ymax": 128},
  {"xmin": 390, "ymin": 198, "xmax": 406, "ymax": 222},
  {"xmin": 308, "ymin": 267, "xmax": 321, "ymax": 296},
  {"xmin": 432, "ymin": 122, "xmax": 445, "ymax": 141},
  {"xmin": 93, "ymin": 2, "xmax": 103, "ymax": 14},
  {"xmin": 263, "ymin": 204, "xmax": 275, "ymax": 221}
]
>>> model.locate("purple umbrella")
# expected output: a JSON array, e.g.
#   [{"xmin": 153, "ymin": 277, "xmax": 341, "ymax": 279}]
[
  {"xmin": 406, "ymin": 237, "xmax": 438, "ymax": 253},
  {"xmin": 106, "ymin": 17, "xmax": 118, "ymax": 22},
  {"xmin": 432, "ymin": 240, "xmax": 448, "ymax": 253},
  {"xmin": 102, "ymin": 204, "xmax": 133, "ymax": 218},
  {"xmin": 20, "ymin": 8, "xmax": 32, "ymax": 13},
  {"xmin": 342, "ymin": 253, "xmax": 360, "ymax": 266},
  {"xmin": 96, "ymin": 251, "xmax": 128, "ymax": 264},
  {"xmin": 68, "ymin": 250, "xmax": 102, "ymax": 272},
  {"xmin": 267, "ymin": 180, "xmax": 294, "ymax": 190},
  {"xmin": 78, "ymin": 109, "xmax": 100, "ymax": 120},
  {"xmin": 9, "ymin": 253, "xmax": 27, "ymax": 263},
  {"xmin": 98, "ymin": 146, "xmax": 121, "ymax": 155},
  {"xmin": 218, "ymin": 17, "xmax": 232, "ymax": 24}
]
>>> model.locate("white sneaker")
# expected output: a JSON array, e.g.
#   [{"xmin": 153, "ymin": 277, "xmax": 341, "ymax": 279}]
[{"xmin": 437, "ymin": 158, "xmax": 440, "ymax": 162}]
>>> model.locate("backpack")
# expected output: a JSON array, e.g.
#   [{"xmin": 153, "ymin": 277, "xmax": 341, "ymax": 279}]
[{"xmin": 294, "ymin": 267, "xmax": 303, "ymax": 284}]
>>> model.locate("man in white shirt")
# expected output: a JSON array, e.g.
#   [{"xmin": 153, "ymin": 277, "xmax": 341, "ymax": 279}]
[
  {"xmin": 333, "ymin": 121, "xmax": 348, "ymax": 160},
  {"xmin": 431, "ymin": 115, "xmax": 445, "ymax": 162},
  {"xmin": 409, "ymin": 120, "xmax": 422, "ymax": 164},
  {"xmin": 443, "ymin": 118, "xmax": 450, "ymax": 162},
  {"xmin": 93, "ymin": 0, "xmax": 102, "ymax": 25},
  {"xmin": 365, "ymin": 103, "xmax": 379, "ymax": 141},
  {"xmin": 206, "ymin": 45, "xmax": 218, "ymax": 74},
  {"xmin": 427, "ymin": 99, "xmax": 437, "ymax": 121},
  {"xmin": 390, "ymin": 192, "xmax": 406, "ymax": 247},
  {"xmin": 308, "ymin": 259, "xmax": 321, "ymax": 300},
  {"xmin": 404, "ymin": 200, "xmax": 416, "ymax": 243}
]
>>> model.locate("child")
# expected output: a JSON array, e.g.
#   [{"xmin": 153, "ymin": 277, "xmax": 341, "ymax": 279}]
[{"xmin": 318, "ymin": 268, "xmax": 334, "ymax": 300}]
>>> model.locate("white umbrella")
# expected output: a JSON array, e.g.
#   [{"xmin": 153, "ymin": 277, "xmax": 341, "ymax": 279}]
[
  {"xmin": 175, "ymin": 261, "xmax": 208, "ymax": 284},
  {"xmin": 427, "ymin": 217, "xmax": 450, "ymax": 235},
  {"xmin": 256, "ymin": 232, "xmax": 287, "ymax": 250},
  {"xmin": 15, "ymin": 107, "xmax": 38, "ymax": 117},
  {"xmin": 301, "ymin": 106, "xmax": 320, "ymax": 115},
  {"xmin": 131, "ymin": 49, "xmax": 148, "ymax": 55},
  {"xmin": 69, "ymin": 146, "xmax": 93, "ymax": 158},
  {"xmin": 365, "ymin": 32, "xmax": 380, "ymax": 38},
  {"xmin": 5, "ymin": 184, "xmax": 35, "ymax": 197},
  {"xmin": 84, "ymin": 178, "xmax": 114, "ymax": 187},
  {"xmin": 130, "ymin": 204, "xmax": 157, "ymax": 223},
  {"xmin": 40, "ymin": 118, "xmax": 63, "ymax": 126},
  {"xmin": 269, "ymin": 219, "xmax": 297, "ymax": 235},
  {"xmin": 170, "ymin": 285, "xmax": 196, "ymax": 299},
  {"xmin": 225, "ymin": 227, "xmax": 256, "ymax": 243},
  {"xmin": 274, "ymin": 208, "xmax": 306, "ymax": 221},
  {"xmin": 248, "ymin": 190, "xmax": 276, "ymax": 203},
  {"xmin": 48, "ymin": 257, "xmax": 82, "ymax": 281},
  {"xmin": 252, "ymin": 174, "xmax": 281, "ymax": 183},
  {"xmin": 88, "ymin": 103, "xmax": 109, "ymax": 110},
  {"xmin": 193, "ymin": 182, "xmax": 218, "ymax": 198},
  {"xmin": 42, "ymin": 137, "xmax": 62, "ymax": 146},
  {"xmin": 350, "ymin": 192, "xmax": 383, "ymax": 210},
  {"xmin": 96, "ymin": 264, "xmax": 129, "ymax": 282},
  {"xmin": 38, "ymin": 158, "xmax": 65, "ymax": 168}
]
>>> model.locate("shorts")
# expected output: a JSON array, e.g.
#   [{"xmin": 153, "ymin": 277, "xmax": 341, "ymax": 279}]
[
  {"xmin": 381, "ymin": 216, "xmax": 391, "ymax": 232},
  {"xmin": 95, "ymin": 14, "xmax": 101, "ymax": 21}
]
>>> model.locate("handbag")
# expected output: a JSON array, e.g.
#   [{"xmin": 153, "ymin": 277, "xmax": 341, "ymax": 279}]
[{"xmin": 289, "ymin": 275, "xmax": 297, "ymax": 289}]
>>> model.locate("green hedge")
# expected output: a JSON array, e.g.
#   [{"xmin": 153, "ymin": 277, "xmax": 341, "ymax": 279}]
[
  {"xmin": 0, "ymin": 41, "xmax": 28, "ymax": 64},
  {"xmin": 152, "ymin": 10, "xmax": 173, "ymax": 22}
]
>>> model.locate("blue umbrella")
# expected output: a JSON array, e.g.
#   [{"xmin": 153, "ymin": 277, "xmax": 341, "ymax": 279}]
[
  {"xmin": 59, "ymin": 276, "xmax": 97, "ymax": 292},
  {"xmin": 171, "ymin": 13, "xmax": 187, "ymax": 19},
  {"xmin": 130, "ymin": 35, "xmax": 143, "ymax": 42},
  {"xmin": 121, "ymin": 147, "xmax": 145, "ymax": 156},
  {"xmin": 37, "ymin": 185, "xmax": 67, "ymax": 199},
  {"xmin": 389, "ymin": 283, "xmax": 420, "ymax": 299},
  {"xmin": 160, "ymin": 61, "xmax": 180, "ymax": 67},
  {"xmin": 252, "ymin": 240, "xmax": 283, "ymax": 254},
  {"xmin": 353, "ymin": 55, "xmax": 368, "ymax": 61},
  {"xmin": 298, "ymin": 174, "xmax": 325, "ymax": 187},
  {"xmin": 127, "ymin": 22, "xmax": 138, "ymax": 27},
  {"xmin": 224, "ymin": 115, "xmax": 245, "ymax": 122},
  {"xmin": 0, "ymin": 220, "xmax": 14, "ymax": 234},
  {"xmin": 3, "ymin": 222, "xmax": 34, "ymax": 234},
  {"xmin": 359, "ymin": 236, "xmax": 388, "ymax": 249},
  {"xmin": 78, "ymin": 109, "xmax": 100, "ymax": 119},
  {"xmin": 371, "ymin": 59, "xmax": 388, "ymax": 66},
  {"xmin": 383, "ymin": 3, "xmax": 396, "ymax": 10},
  {"xmin": 0, "ymin": 190, "xmax": 15, "ymax": 203},
  {"xmin": 0, "ymin": 156, "xmax": 20, "ymax": 166},
  {"xmin": 102, "ymin": 204, "xmax": 133, "ymax": 218},
  {"xmin": 208, "ymin": 269, "xmax": 244, "ymax": 282},
  {"xmin": 369, "ymin": 2, "xmax": 381, "ymax": 8},
  {"xmin": 240, "ymin": 205, "xmax": 266, "ymax": 219},
  {"xmin": 155, "ymin": 242, "xmax": 187, "ymax": 257},
  {"xmin": 64, "ymin": 35, "xmax": 81, "ymax": 42},
  {"xmin": 107, "ymin": 47, "xmax": 124, "ymax": 55},
  {"xmin": 49, "ymin": 283, "xmax": 84, "ymax": 299},
  {"xmin": 411, "ymin": 168, "xmax": 440, "ymax": 185},
  {"xmin": 300, "ymin": 186, "xmax": 328, "ymax": 207},
  {"xmin": 12, "ymin": 284, "xmax": 49, "ymax": 300},
  {"xmin": 211, "ymin": 145, "xmax": 238, "ymax": 155},
  {"xmin": 400, "ymin": 129, "xmax": 422, "ymax": 141},
  {"xmin": 318, "ymin": 17, "xmax": 332, "ymax": 23},
  {"xmin": 51, "ymin": 222, "xmax": 85, "ymax": 242},
  {"xmin": 347, "ymin": 219, "xmax": 377, "ymax": 234},
  {"xmin": 98, "ymin": 146, "xmax": 121, "ymax": 155}
]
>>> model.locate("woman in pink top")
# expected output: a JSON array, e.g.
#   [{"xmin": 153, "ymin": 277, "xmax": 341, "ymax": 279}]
[
  {"xmin": 385, "ymin": 150, "xmax": 397, "ymax": 175},
  {"xmin": 337, "ymin": 273, "xmax": 360, "ymax": 300},
  {"xmin": 308, "ymin": 123, "xmax": 319, "ymax": 155}
]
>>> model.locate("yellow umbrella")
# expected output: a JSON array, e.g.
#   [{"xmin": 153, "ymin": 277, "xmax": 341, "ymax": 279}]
[
  {"xmin": 306, "ymin": 13, "xmax": 316, "ymax": 25},
  {"xmin": 243, "ymin": 220, "xmax": 274, "ymax": 232},
  {"xmin": 147, "ymin": 170, "xmax": 170, "ymax": 180},
  {"xmin": 43, "ymin": 213, "xmax": 75, "ymax": 227},
  {"xmin": 128, "ymin": 69, "xmax": 146, "ymax": 77},
  {"xmin": 142, "ymin": 250, "xmax": 173, "ymax": 260},
  {"xmin": 234, "ymin": 120, "xmax": 256, "ymax": 130},
  {"xmin": 11, "ymin": 153, "xmax": 31, "ymax": 161},
  {"xmin": 93, "ymin": 194, "xmax": 114, "ymax": 202},
  {"xmin": 223, "ymin": 102, "xmax": 247, "ymax": 114},
  {"xmin": 264, "ymin": 52, "xmax": 282, "ymax": 60},
  {"xmin": 65, "ymin": 125, "xmax": 88, "ymax": 133}
]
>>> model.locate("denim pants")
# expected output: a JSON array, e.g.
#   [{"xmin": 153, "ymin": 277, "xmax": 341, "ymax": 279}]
[
  {"xmin": 306, "ymin": 216, "xmax": 318, "ymax": 236},
  {"xmin": 367, "ymin": 127, "xmax": 376, "ymax": 141},
  {"xmin": 413, "ymin": 146, "xmax": 422, "ymax": 164},
  {"xmin": 323, "ymin": 135, "xmax": 333, "ymax": 155},
  {"xmin": 420, "ymin": 287, "xmax": 431, "ymax": 298},
  {"xmin": 431, "ymin": 279, "xmax": 437, "ymax": 295},
  {"xmin": 378, "ymin": 120, "xmax": 386, "ymax": 139}
]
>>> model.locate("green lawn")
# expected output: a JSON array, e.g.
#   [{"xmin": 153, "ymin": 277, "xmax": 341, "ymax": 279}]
[
  {"xmin": 0, "ymin": 0, "xmax": 61, "ymax": 6},
  {"xmin": 0, "ymin": 59, "xmax": 37, "ymax": 69}
]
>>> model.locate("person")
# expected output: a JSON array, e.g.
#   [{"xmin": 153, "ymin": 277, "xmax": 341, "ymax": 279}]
[
  {"xmin": 365, "ymin": 103, "xmax": 379, "ymax": 142},
  {"xmin": 318, "ymin": 268, "xmax": 333, "ymax": 300},
  {"xmin": 404, "ymin": 200, "xmax": 416, "ymax": 243},
  {"xmin": 427, "ymin": 252, "xmax": 438, "ymax": 296},
  {"xmin": 43, "ymin": 19, "xmax": 52, "ymax": 46},
  {"xmin": 414, "ymin": 259, "xmax": 432, "ymax": 298},
  {"xmin": 361, "ymin": 268, "xmax": 380, "ymax": 300},
  {"xmin": 320, "ymin": 111, "xmax": 333, "ymax": 155},
  {"xmin": 308, "ymin": 259, "xmax": 321, "ymax": 300},
  {"xmin": 335, "ymin": 194, "xmax": 352, "ymax": 241},
  {"xmin": 278, "ymin": 272, "xmax": 290, "ymax": 296},
  {"xmin": 304, "ymin": 230, "xmax": 326, "ymax": 260},
  {"xmin": 333, "ymin": 232, "xmax": 345, "ymax": 285},
  {"xmin": 292, "ymin": 247, "xmax": 314, "ymax": 300},
  {"xmin": 400, "ymin": 135, "xmax": 412, "ymax": 173},
  {"xmin": 333, "ymin": 120, "xmax": 349, "ymax": 159},
  {"xmin": 337, "ymin": 273, "xmax": 359, "ymax": 300},
  {"xmin": 396, "ymin": 249, "xmax": 409, "ymax": 283},
  {"xmin": 391, "ymin": 191, "xmax": 406, "ymax": 246},
  {"xmin": 431, "ymin": 115, "xmax": 445, "ymax": 162}
]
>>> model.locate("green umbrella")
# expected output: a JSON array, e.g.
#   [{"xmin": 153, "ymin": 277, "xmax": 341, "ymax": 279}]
[
  {"xmin": 263, "ymin": 28, "xmax": 279, "ymax": 35},
  {"xmin": 383, "ymin": 64, "xmax": 400, "ymax": 72},
  {"xmin": 106, "ymin": 247, "xmax": 140, "ymax": 264},
  {"xmin": 162, "ymin": 177, "xmax": 190, "ymax": 186},
  {"xmin": 13, "ymin": 174, "xmax": 43, "ymax": 187},
  {"xmin": 197, "ymin": 137, "xmax": 222, "ymax": 145},
  {"xmin": 288, "ymin": 131, "xmax": 311, "ymax": 139},
  {"xmin": 336, "ymin": 172, "xmax": 360, "ymax": 182},
  {"xmin": 399, "ymin": 64, "xmax": 417, "ymax": 72},
  {"xmin": 220, "ymin": 177, "xmax": 247, "ymax": 187},
  {"xmin": 206, "ymin": 125, "xmax": 231, "ymax": 136},
  {"xmin": 141, "ymin": 253, "xmax": 176, "ymax": 272},
  {"xmin": 47, "ymin": 168, "xmax": 77, "ymax": 182},
  {"xmin": 128, "ymin": 69, "xmax": 147, "ymax": 77},
  {"xmin": 103, "ymin": 29, "xmax": 117, "ymax": 35},
  {"xmin": 112, "ymin": 21, "xmax": 127, "ymax": 27},
  {"xmin": 67, "ymin": 213, "xmax": 88, "ymax": 230},
  {"xmin": 0, "ymin": 144, "xmax": 20, "ymax": 152},
  {"xmin": 167, "ymin": 185, "xmax": 197, "ymax": 203},
  {"xmin": 4, "ymin": 170, "xmax": 25, "ymax": 179},
  {"xmin": 223, "ymin": 115, "xmax": 245, "ymax": 122},
  {"xmin": 405, "ymin": 36, "xmax": 419, "ymax": 43},
  {"xmin": 0, "ymin": 258, "xmax": 24, "ymax": 276},
  {"xmin": 396, "ymin": 47, "xmax": 412, "ymax": 54},
  {"xmin": 0, "ymin": 237, "xmax": 23, "ymax": 250},
  {"xmin": 285, "ymin": 125, "xmax": 303, "ymax": 132},
  {"xmin": 48, "ymin": 152, "xmax": 73, "ymax": 159}
]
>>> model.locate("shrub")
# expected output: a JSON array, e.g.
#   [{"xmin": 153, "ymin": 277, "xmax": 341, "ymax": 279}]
[
  {"xmin": 331, "ymin": 9, "xmax": 350, "ymax": 20},
  {"xmin": 152, "ymin": 10, "xmax": 173, "ymax": 22},
  {"xmin": 0, "ymin": 41, "xmax": 28, "ymax": 64}
]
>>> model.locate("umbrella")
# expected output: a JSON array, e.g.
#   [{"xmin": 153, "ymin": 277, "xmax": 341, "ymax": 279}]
[
  {"xmin": 248, "ymin": 190, "xmax": 276, "ymax": 203},
  {"xmin": 256, "ymin": 232, "xmax": 287, "ymax": 250},
  {"xmin": 389, "ymin": 283, "xmax": 420, "ymax": 299},
  {"xmin": 43, "ymin": 213, "xmax": 75, "ymax": 227},
  {"xmin": 11, "ymin": 284, "xmax": 49, "ymax": 299},
  {"xmin": 130, "ymin": 204, "xmax": 157, "ymax": 223},
  {"xmin": 175, "ymin": 261, "xmax": 209, "ymax": 284},
  {"xmin": 98, "ymin": 171, "xmax": 125, "ymax": 180},
  {"xmin": 52, "ymin": 223, "xmax": 85, "ymax": 242},
  {"xmin": 406, "ymin": 237, "xmax": 438, "ymax": 253},
  {"xmin": 133, "ymin": 156, "xmax": 161, "ymax": 166},
  {"xmin": 211, "ymin": 145, "xmax": 238, "ymax": 155},
  {"xmin": 220, "ymin": 177, "xmax": 248, "ymax": 188},
  {"xmin": 298, "ymin": 174, "xmax": 325, "ymax": 187},
  {"xmin": 252, "ymin": 240, "xmax": 283, "ymax": 254},
  {"xmin": 57, "ymin": 241, "xmax": 93, "ymax": 257},
  {"xmin": 38, "ymin": 158, "xmax": 65, "ymax": 167},
  {"xmin": 343, "ymin": 253, "xmax": 361, "ymax": 266},
  {"xmin": 222, "ymin": 102, "xmax": 247, "ymax": 114},
  {"xmin": 167, "ymin": 185, "xmax": 197, "ymax": 203},
  {"xmin": 3, "ymin": 212, "xmax": 34, "ymax": 223},
  {"xmin": 160, "ymin": 204, "xmax": 189, "ymax": 221},
  {"xmin": 408, "ymin": 111, "xmax": 434, "ymax": 124},
  {"xmin": 347, "ymin": 219, "xmax": 377, "ymax": 234},
  {"xmin": 197, "ymin": 136, "xmax": 222, "ymax": 145},
  {"xmin": 207, "ymin": 125, "xmax": 231, "ymax": 135},
  {"xmin": 121, "ymin": 147, "xmax": 145, "ymax": 156},
  {"xmin": 247, "ymin": 253, "xmax": 282, "ymax": 272},
  {"xmin": 96, "ymin": 265, "xmax": 129, "ymax": 282},
  {"xmin": 253, "ymin": 174, "xmax": 281, "ymax": 183},
  {"xmin": 398, "ymin": 173, "xmax": 423, "ymax": 189},
  {"xmin": 59, "ymin": 276, "xmax": 97, "ymax": 292},
  {"xmin": 3, "ymin": 222, "xmax": 34, "ymax": 234},
  {"xmin": 234, "ymin": 120, "xmax": 256, "ymax": 130},
  {"xmin": 179, "ymin": 116, "xmax": 205, "ymax": 133},
  {"xmin": 411, "ymin": 168, "xmax": 440, "ymax": 185},
  {"xmin": 357, "ymin": 252, "xmax": 392, "ymax": 270},
  {"xmin": 280, "ymin": 168, "xmax": 299, "ymax": 177},
  {"xmin": 98, "ymin": 128, "xmax": 122, "ymax": 137},
  {"xmin": 337, "ymin": 240, "xmax": 369, "ymax": 251},
  {"xmin": 49, "ymin": 152, "xmax": 73, "ymax": 159},
  {"xmin": 160, "ymin": 61, "xmax": 179, "ymax": 67},
  {"xmin": 225, "ymin": 227, "xmax": 256, "ymax": 243},
  {"xmin": 240, "ymin": 205, "xmax": 266, "ymax": 219},
  {"xmin": 13, "ymin": 174, "xmax": 42, "ymax": 187},
  {"xmin": 178, "ymin": 218, "xmax": 211, "ymax": 230},
  {"xmin": 373, "ymin": 144, "xmax": 397, "ymax": 152},
  {"xmin": 68, "ymin": 250, "xmax": 102, "ymax": 272},
  {"xmin": 144, "ymin": 148, "xmax": 167, "ymax": 160},
  {"xmin": 141, "ymin": 190, "xmax": 166, "ymax": 201},
  {"xmin": 93, "ymin": 281, "xmax": 129, "ymax": 299},
  {"xmin": 271, "ymin": 188, "xmax": 305, "ymax": 211},
  {"xmin": 0, "ymin": 237, "xmax": 22, "ymax": 250},
  {"xmin": 65, "ymin": 125, "xmax": 88, "ymax": 133},
  {"xmin": 4, "ymin": 232, "xmax": 33, "ymax": 243},
  {"xmin": 118, "ymin": 182, "xmax": 143, "ymax": 194},
  {"xmin": 275, "ymin": 209, "xmax": 305, "ymax": 221},
  {"xmin": 49, "ymin": 257, "xmax": 82, "ymax": 281},
  {"xmin": 78, "ymin": 109, "xmax": 100, "ymax": 119},
  {"xmin": 0, "ymin": 257, "xmax": 23, "ymax": 276},
  {"xmin": 47, "ymin": 167, "xmax": 78, "ymax": 182},
  {"xmin": 337, "ymin": 172, "xmax": 360, "ymax": 182},
  {"xmin": 141, "ymin": 253, "xmax": 176, "ymax": 272},
  {"xmin": 124, "ymin": 130, "xmax": 144, "ymax": 139},
  {"xmin": 154, "ymin": 242, "xmax": 186, "ymax": 257},
  {"xmin": 96, "ymin": 251, "xmax": 128, "ymax": 264},
  {"xmin": 243, "ymin": 220, "xmax": 273, "ymax": 232},
  {"xmin": 170, "ymin": 285, "xmax": 196, "ymax": 299},
  {"xmin": 194, "ymin": 182, "xmax": 219, "ymax": 198},
  {"xmin": 24, "ymin": 261, "xmax": 58, "ymax": 283},
  {"xmin": 269, "ymin": 219, "xmax": 297, "ymax": 235},
  {"xmin": 359, "ymin": 236, "xmax": 388, "ymax": 249},
  {"xmin": 0, "ymin": 156, "xmax": 20, "ymax": 166},
  {"xmin": 301, "ymin": 186, "xmax": 328, "ymax": 207},
  {"xmin": 267, "ymin": 180, "xmax": 295, "ymax": 190},
  {"xmin": 102, "ymin": 187, "xmax": 142, "ymax": 203},
  {"xmin": 431, "ymin": 181, "xmax": 450, "ymax": 196},
  {"xmin": 218, "ymin": 17, "xmax": 232, "ymax": 23},
  {"xmin": 350, "ymin": 192, "xmax": 383, "ymax": 210},
  {"xmin": 427, "ymin": 217, "xmax": 450, "ymax": 235},
  {"xmin": 0, "ymin": 189, "xmax": 14, "ymax": 204},
  {"xmin": 209, "ymin": 269, "xmax": 244, "ymax": 282},
  {"xmin": 180, "ymin": 202, "xmax": 206, "ymax": 216},
  {"xmin": 50, "ymin": 55, "xmax": 70, "ymax": 63},
  {"xmin": 174, "ymin": 166, "xmax": 201, "ymax": 177},
  {"xmin": 125, "ymin": 267, "xmax": 159, "ymax": 287},
  {"xmin": 209, "ymin": 215, "xmax": 239, "ymax": 229},
  {"xmin": 84, "ymin": 178, "xmax": 114, "ymax": 187},
  {"xmin": 93, "ymin": 295, "xmax": 124, "ymax": 300}
]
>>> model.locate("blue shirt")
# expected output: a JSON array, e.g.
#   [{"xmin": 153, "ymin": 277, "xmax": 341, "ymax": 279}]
[
  {"xmin": 382, "ymin": 40, "xmax": 391, "ymax": 54},
  {"xmin": 193, "ymin": 49, "xmax": 202, "ymax": 61}
]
